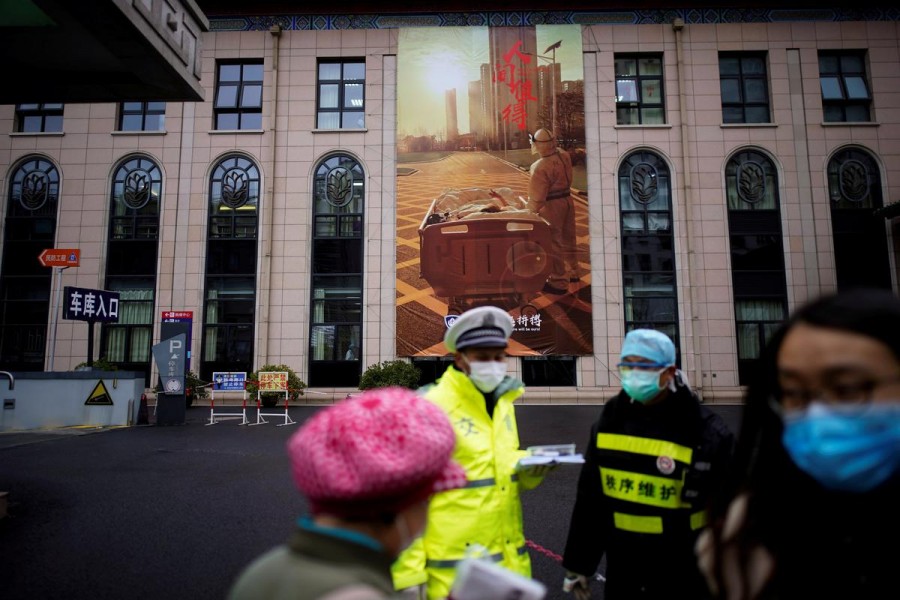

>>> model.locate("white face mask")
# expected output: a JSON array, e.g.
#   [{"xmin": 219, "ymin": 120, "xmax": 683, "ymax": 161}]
[{"xmin": 464, "ymin": 356, "xmax": 507, "ymax": 393}]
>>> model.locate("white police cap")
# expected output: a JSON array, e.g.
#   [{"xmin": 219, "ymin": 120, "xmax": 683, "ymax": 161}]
[{"xmin": 444, "ymin": 306, "xmax": 513, "ymax": 352}]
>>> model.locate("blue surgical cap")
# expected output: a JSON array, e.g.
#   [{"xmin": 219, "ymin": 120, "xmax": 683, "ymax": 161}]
[{"xmin": 620, "ymin": 329, "xmax": 676, "ymax": 366}]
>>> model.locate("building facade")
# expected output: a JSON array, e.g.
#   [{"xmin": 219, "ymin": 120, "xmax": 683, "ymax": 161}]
[{"xmin": 1, "ymin": 7, "xmax": 898, "ymax": 402}]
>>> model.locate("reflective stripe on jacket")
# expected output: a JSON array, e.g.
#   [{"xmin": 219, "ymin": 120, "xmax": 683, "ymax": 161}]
[{"xmin": 391, "ymin": 366, "xmax": 531, "ymax": 599}]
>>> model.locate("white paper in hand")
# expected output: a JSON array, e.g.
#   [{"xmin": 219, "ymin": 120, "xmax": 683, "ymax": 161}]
[{"xmin": 450, "ymin": 559, "xmax": 546, "ymax": 600}]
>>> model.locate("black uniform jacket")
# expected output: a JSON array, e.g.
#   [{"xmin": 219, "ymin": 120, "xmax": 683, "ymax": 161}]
[{"xmin": 562, "ymin": 384, "xmax": 734, "ymax": 600}]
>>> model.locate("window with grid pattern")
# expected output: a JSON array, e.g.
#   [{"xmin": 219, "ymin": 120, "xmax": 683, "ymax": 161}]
[
  {"xmin": 316, "ymin": 60, "xmax": 366, "ymax": 129},
  {"xmin": 214, "ymin": 61, "xmax": 263, "ymax": 130},
  {"xmin": 118, "ymin": 102, "xmax": 166, "ymax": 131},
  {"xmin": 15, "ymin": 103, "xmax": 63, "ymax": 132},
  {"xmin": 615, "ymin": 55, "xmax": 664, "ymax": 125},
  {"xmin": 819, "ymin": 51, "xmax": 871, "ymax": 123},
  {"xmin": 719, "ymin": 53, "xmax": 770, "ymax": 124}
]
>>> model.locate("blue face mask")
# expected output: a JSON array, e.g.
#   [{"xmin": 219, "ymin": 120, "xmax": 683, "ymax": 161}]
[
  {"xmin": 781, "ymin": 402, "xmax": 900, "ymax": 493},
  {"xmin": 620, "ymin": 369, "xmax": 664, "ymax": 403}
]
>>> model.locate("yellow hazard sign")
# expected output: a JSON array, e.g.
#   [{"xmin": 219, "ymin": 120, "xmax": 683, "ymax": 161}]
[{"xmin": 85, "ymin": 380, "xmax": 114, "ymax": 406}]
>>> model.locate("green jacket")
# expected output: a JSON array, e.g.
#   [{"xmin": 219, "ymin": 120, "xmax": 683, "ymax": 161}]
[
  {"xmin": 229, "ymin": 520, "xmax": 397, "ymax": 600},
  {"xmin": 392, "ymin": 366, "xmax": 540, "ymax": 599}
]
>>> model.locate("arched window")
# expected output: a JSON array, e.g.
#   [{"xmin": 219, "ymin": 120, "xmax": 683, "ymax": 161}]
[
  {"xmin": 308, "ymin": 154, "xmax": 364, "ymax": 387},
  {"xmin": 0, "ymin": 156, "xmax": 60, "ymax": 370},
  {"xmin": 827, "ymin": 148, "xmax": 891, "ymax": 290},
  {"xmin": 618, "ymin": 150, "xmax": 679, "ymax": 349},
  {"xmin": 102, "ymin": 156, "xmax": 161, "ymax": 382},
  {"xmin": 201, "ymin": 155, "xmax": 260, "ymax": 380},
  {"xmin": 725, "ymin": 149, "xmax": 787, "ymax": 383}
]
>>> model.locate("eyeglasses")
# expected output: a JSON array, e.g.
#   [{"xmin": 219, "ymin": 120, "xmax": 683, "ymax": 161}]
[
  {"xmin": 775, "ymin": 376, "xmax": 900, "ymax": 412},
  {"xmin": 617, "ymin": 361, "xmax": 667, "ymax": 371}
]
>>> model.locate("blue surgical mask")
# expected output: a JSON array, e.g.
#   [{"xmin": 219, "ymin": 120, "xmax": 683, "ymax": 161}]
[
  {"xmin": 781, "ymin": 402, "xmax": 900, "ymax": 493},
  {"xmin": 620, "ymin": 369, "xmax": 664, "ymax": 403}
]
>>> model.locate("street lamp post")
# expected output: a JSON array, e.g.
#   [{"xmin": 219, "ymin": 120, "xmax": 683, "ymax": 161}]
[{"xmin": 545, "ymin": 40, "xmax": 562, "ymax": 137}]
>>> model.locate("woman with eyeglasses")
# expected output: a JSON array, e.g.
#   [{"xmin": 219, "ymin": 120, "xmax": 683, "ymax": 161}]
[{"xmin": 695, "ymin": 288, "xmax": 900, "ymax": 599}]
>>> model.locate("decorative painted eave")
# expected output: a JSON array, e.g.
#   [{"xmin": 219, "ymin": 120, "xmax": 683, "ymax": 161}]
[{"xmin": 207, "ymin": 8, "xmax": 900, "ymax": 31}]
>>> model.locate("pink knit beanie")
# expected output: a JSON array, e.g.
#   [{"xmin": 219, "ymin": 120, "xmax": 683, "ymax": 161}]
[{"xmin": 288, "ymin": 387, "xmax": 466, "ymax": 517}]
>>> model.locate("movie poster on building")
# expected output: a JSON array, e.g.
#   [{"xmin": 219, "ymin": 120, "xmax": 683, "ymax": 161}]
[{"xmin": 396, "ymin": 25, "xmax": 592, "ymax": 356}]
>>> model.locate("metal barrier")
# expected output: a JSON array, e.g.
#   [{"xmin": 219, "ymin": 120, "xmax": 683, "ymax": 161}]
[{"xmin": 205, "ymin": 385, "xmax": 249, "ymax": 426}]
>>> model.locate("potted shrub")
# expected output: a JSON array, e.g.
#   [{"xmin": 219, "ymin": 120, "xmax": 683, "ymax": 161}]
[
  {"xmin": 247, "ymin": 364, "xmax": 306, "ymax": 408},
  {"xmin": 359, "ymin": 360, "xmax": 421, "ymax": 390}
]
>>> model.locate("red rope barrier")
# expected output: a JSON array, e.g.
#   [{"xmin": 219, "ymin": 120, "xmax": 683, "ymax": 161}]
[{"xmin": 525, "ymin": 539, "xmax": 563, "ymax": 563}]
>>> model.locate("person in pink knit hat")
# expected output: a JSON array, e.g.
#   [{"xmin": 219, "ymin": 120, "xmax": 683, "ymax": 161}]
[{"xmin": 228, "ymin": 387, "xmax": 467, "ymax": 600}]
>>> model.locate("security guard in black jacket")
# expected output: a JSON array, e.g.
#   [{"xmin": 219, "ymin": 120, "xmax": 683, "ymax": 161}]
[{"xmin": 562, "ymin": 329, "xmax": 734, "ymax": 600}]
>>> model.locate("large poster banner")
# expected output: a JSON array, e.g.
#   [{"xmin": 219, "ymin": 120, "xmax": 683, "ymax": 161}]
[{"xmin": 396, "ymin": 25, "xmax": 593, "ymax": 356}]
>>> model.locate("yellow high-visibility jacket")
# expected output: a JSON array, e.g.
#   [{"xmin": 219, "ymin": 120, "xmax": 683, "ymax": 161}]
[{"xmin": 392, "ymin": 366, "xmax": 541, "ymax": 599}]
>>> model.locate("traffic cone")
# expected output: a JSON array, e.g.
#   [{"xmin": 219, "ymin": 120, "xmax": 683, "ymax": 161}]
[{"xmin": 137, "ymin": 393, "xmax": 149, "ymax": 425}]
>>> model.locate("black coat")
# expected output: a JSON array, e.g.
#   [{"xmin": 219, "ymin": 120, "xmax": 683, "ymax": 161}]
[{"xmin": 562, "ymin": 385, "xmax": 734, "ymax": 600}]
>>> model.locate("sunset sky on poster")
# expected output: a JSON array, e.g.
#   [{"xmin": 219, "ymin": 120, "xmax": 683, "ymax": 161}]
[{"xmin": 397, "ymin": 25, "xmax": 583, "ymax": 138}]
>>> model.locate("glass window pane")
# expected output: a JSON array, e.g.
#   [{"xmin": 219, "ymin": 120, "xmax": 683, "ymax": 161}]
[
  {"xmin": 18, "ymin": 103, "xmax": 39, "ymax": 110},
  {"xmin": 43, "ymin": 103, "xmax": 63, "ymax": 109},
  {"xmin": 639, "ymin": 57, "xmax": 662, "ymax": 76},
  {"xmin": 317, "ymin": 112, "xmax": 340, "ymax": 129},
  {"xmin": 621, "ymin": 213, "xmax": 644, "ymax": 232},
  {"xmin": 722, "ymin": 106, "xmax": 744, "ymax": 123},
  {"xmin": 22, "ymin": 115, "xmax": 43, "ymax": 132},
  {"xmin": 319, "ymin": 63, "xmax": 341, "ymax": 80},
  {"xmin": 148, "ymin": 101, "xmax": 166, "ymax": 111},
  {"xmin": 647, "ymin": 213, "xmax": 670, "ymax": 231},
  {"xmin": 344, "ymin": 83, "xmax": 364, "ymax": 108},
  {"xmin": 616, "ymin": 79, "xmax": 637, "ymax": 103},
  {"xmin": 844, "ymin": 76, "xmax": 869, "ymax": 99},
  {"xmin": 121, "ymin": 114, "xmax": 143, "ymax": 131},
  {"xmin": 641, "ymin": 107, "xmax": 664, "ymax": 124},
  {"xmin": 840, "ymin": 54, "xmax": 864, "ymax": 73},
  {"xmin": 743, "ymin": 78, "xmax": 768, "ymax": 103},
  {"xmin": 641, "ymin": 79, "xmax": 662, "ymax": 102},
  {"xmin": 43, "ymin": 115, "xmax": 63, "ymax": 132},
  {"xmin": 823, "ymin": 104, "xmax": 843, "ymax": 122},
  {"xmin": 720, "ymin": 79, "xmax": 741, "ymax": 103},
  {"xmin": 617, "ymin": 107, "xmax": 638, "ymax": 125},
  {"xmin": 216, "ymin": 85, "xmax": 238, "ymax": 108},
  {"xmin": 243, "ymin": 63, "xmax": 263, "ymax": 81},
  {"xmin": 342, "ymin": 111, "xmax": 365, "ymax": 129},
  {"xmin": 745, "ymin": 106, "xmax": 770, "ymax": 124},
  {"xmin": 240, "ymin": 84, "xmax": 262, "ymax": 107},
  {"xmin": 219, "ymin": 64, "xmax": 242, "ymax": 81},
  {"xmin": 820, "ymin": 77, "xmax": 843, "ymax": 100},
  {"xmin": 144, "ymin": 114, "xmax": 165, "ymax": 131},
  {"xmin": 319, "ymin": 84, "xmax": 339, "ymax": 108},
  {"xmin": 343, "ymin": 62, "xmax": 365, "ymax": 80},
  {"xmin": 614, "ymin": 58, "xmax": 636, "ymax": 77},
  {"xmin": 216, "ymin": 112, "xmax": 239, "ymax": 130},
  {"xmin": 818, "ymin": 55, "xmax": 839, "ymax": 74},
  {"xmin": 122, "ymin": 101, "xmax": 143, "ymax": 111},
  {"xmin": 737, "ymin": 324, "xmax": 761, "ymax": 359},
  {"xmin": 316, "ymin": 216, "xmax": 337, "ymax": 237},
  {"xmin": 623, "ymin": 273, "xmax": 675, "ymax": 296},
  {"xmin": 340, "ymin": 216, "xmax": 362, "ymax": 237},
  {"xmin": 844, "ymin": 104, "xmax": 870, "ymax": 122},
  {"xmin": 719, "ymin": 56, "xmax": 740, "ymax": 76},
  {"xmin": 742, "ymin": 57, "xmax": 765, "ymax": 75},
  {"xmin": 240, "ymin": 112, "xmax": 262, "ymax": 130}
]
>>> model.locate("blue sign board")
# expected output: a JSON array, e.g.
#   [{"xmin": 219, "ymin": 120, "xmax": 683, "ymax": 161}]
[{"xmin": 213, "ymin": 371, "xmax": 247, "ymax": 392}]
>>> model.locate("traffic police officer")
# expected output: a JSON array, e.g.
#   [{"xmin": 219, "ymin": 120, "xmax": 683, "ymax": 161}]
[
  {"xmin": 392, "ymin": 305, "xmax": 550, "ymax": 599},
  {"xmin": 562, "ymin": 329, "xmax": 734, "ymax": 599}
]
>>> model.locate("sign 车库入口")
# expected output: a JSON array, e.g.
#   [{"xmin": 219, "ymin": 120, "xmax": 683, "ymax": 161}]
[{"xmin": 63, "ymin": 286, "xmax": 119, "ymax": 322}]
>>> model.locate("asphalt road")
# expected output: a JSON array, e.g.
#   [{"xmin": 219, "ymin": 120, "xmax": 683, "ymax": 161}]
[{"xmin": 0, "ymin": 403, "xmax": 742, "ymax": 600}]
